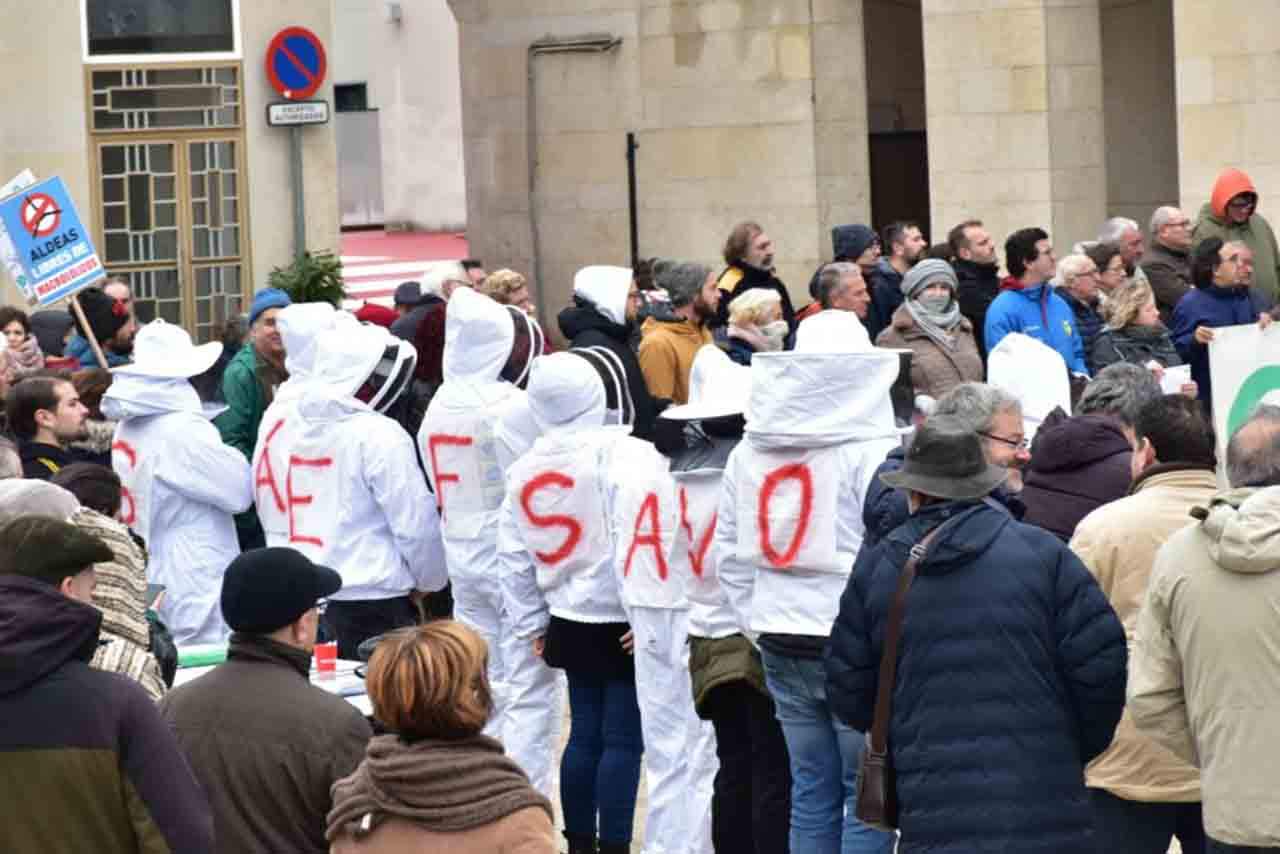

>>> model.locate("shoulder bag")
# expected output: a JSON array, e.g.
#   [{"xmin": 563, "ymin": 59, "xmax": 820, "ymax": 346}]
[{"xmin": 854, "ymin": 524, "xmax": 945, "ymax": 831}]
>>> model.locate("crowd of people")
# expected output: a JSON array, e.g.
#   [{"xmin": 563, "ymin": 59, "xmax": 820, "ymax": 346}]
[{"xmin": 2, "ymin": 165, "xmax": 1280, "ymax": 854}]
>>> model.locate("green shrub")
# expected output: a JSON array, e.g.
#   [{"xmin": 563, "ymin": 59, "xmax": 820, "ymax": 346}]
[{"xmin": 267, "ymin": 249, "xmax": 345, "ymax": 306}]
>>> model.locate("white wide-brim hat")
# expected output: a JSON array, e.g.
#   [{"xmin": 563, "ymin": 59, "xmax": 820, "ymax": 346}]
[
  {"xmin": 112, "ymin": 318, "xmax": 223, "ymax": 379},
  {"xmin": 661, "ymin": 345, "xmax": 752, "ymax": 421}
]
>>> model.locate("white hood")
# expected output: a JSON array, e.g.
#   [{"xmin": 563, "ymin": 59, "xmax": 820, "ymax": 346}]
[
  {"xmin": 526, "ymin": 351, "xmax": 605, "ymax": 433},
  {"xmin": 102, "ymin": 373, "xmax": 207, "ymax": 420},
  {"xmin": 793, "ymin": 309, "xmax": 872, "ymax": 353},
  {"xmin": 296, "ymin": 320, "xmax": 387, "ymax": 421},
  {"xmin": 573, "ymin": 265, "xmax": 632, "ymax": 327},
  {"xmin": 279, "ymin": 302, "xmax": 339, "ymax": 379},
  {"xmin": 746, "ymin": 349, "xmax": 900, "ymax": 449},
  {"xmin": 442, "ymin": 286, "xmax": 514, "ymax": 387}
]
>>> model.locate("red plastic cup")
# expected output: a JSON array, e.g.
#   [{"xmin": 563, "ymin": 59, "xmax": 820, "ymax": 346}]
[{"xmin": 314, "ymin": 641, "xmax": 338, "ymax": 674}]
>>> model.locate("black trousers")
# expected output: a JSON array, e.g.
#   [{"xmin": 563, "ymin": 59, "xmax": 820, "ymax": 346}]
[
  {"xmin": 1090, "ymin": 788, "xmax": 1203, "ymax": 854},
  {"xmin": 703, "ymin": 680, "xmax": 792, "ymax": 854},
  {"xmin": 322, "ymin": 596, "xmax": 418, "ymax": 660},
  {"xmin": 1208, "ymin": 841, "xmax": 1280, "ymax": 853}
]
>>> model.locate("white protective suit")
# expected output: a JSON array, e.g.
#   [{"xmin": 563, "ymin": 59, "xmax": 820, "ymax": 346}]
[
  {"xmin": 716, "ymin": 315, "xmax": 901, "ymax": 640},
  {"xmin": 103, "ymin": 374, "xmax": 252, "ymax": 645},
  {"xmin": 498, "ymin": 351, "xmax": 655, "ymax": 795},
  {"xmin": 615, "ymin": 346, "xmax": 752, "ymax": 854},
  {"xmin": 418, "ymin": 286, "xmax": 559, "ymax": 767},
  {"xmin": 265, "ymin": 320, "xmax": 446, "ymax": 601}
]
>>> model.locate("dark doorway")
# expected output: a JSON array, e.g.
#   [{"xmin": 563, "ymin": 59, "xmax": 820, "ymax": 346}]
[{"xmin": 869, "ymin": 131, "xmax": 931, "ymax": 238}]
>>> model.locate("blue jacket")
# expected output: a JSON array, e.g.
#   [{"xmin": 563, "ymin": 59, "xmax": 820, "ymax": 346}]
[
  {"xmin": 1171, "ymin": 284, "xmax": 1264, "ymax": 408},
  {"xmin": 65, "ymin": 334, "xmax": 131, "ymax": 370},
  {"xmin": 826, "ymin": 500, "xmax": 1126, "ymax": 854},
  {"xmin": 984, "ymin": 284, "xmax": 1089, "ymax": 374}
]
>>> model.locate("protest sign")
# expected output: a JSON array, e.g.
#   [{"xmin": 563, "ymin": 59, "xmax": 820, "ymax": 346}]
[{"xmin": 0, "ymin": 175, "xmax": 104, "ymax": 306}]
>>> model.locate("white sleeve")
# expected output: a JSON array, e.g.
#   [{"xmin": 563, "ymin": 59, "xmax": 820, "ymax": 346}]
[
  {"xmin": 158, "ymin": 422, "xmax": 252, "ymax": 514},
  {"xmin": 713, "ymin": 449, "xmax": 756, "ymax": 640},
  {"xmin": 498, "ymin": 492, "xmax": 550, "ymax": 639},
  {"xmin": 366, "ymin": 423, "xmax": 448, "ymax": 592}
]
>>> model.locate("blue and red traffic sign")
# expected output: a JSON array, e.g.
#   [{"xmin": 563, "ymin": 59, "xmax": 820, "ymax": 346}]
[{"xmin": 265, "ymin": 27, "xmax": 327, "ymax": 101}]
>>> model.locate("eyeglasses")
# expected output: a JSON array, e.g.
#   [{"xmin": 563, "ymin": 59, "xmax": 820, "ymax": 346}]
[
  {"xmin": 1228, "ymin": 197, "xmax": 1257, "ymax": 210},
  {"xmin": 1166, "ymin": 219, "xmax": 1191, "ymax": 229},
  {"xmin": 978, "ymin": 431, "xmax": 1030, "ymax": 451}
]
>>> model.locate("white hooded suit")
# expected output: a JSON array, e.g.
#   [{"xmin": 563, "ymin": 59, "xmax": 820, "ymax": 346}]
[
  {"xmin": 104, "ymin": 372, "xmax": 252, "ymax": 645},
  {"xmin": 418, "ymin": 287, "xmax": 559, "ymax": 769}
]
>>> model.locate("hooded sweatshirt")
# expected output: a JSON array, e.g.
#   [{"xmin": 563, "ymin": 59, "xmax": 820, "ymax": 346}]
[
  {"xmin": 1192, "ymin": 168, "xmax": 1280, "ymax": 300},
  {"xmin": 499, "ymin": 352, "xmax": 665, "ymax": 638},
  {"xmin": 419, "ymin": 287, "xmax": 527, "ymax": 594},
  {"xmin": 984, "ymin": 282, "xmax": 1089, "ymax": 374},
  {"xmin": 272, "ymin": 323, "xmax": 447, "ymax": 601},
  {"xmin": 1130, "ymin": 486, "xmax": 1280, "ymax": 846},
  {"xmin": 1019, "ymin": 409, "xmax": 1133, "ymax": 542},
  {"xmin": 103, "ymin": 375, "xmax": 252, "ymax": 645},
  {"xmin": 557, "ymin": 265, "xmax": 658, "ymax": 441},
  {"xmin": 0, "ymin": 576, "xmax": 215, "ymax": 854},
  {"xmin": 715, "ymin": 322, "xmax": 900, "ymax": 644}
]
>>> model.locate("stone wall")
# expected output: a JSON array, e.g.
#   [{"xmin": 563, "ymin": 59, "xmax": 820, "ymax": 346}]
[
  {"xmin": 448, "ymin": 0, "xmax": 872, "ymax": 340},
  {"xmin": 923, "ymin": 0, "xmax": 1106, "ymax": 260},
  {"xmin": 1173, "ymin": 0, "xmax": 1280, "ymax": 222}
]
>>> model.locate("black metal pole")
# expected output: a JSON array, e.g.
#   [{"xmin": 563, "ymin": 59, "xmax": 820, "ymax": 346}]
[{"xmin": 626, "ymin": 131, "xmax": 639, "ymax": 270}]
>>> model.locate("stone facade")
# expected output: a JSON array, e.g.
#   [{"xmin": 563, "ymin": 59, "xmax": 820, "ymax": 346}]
[
  {"xmin": 0, "ymin": 1, "xmax": 340, "ymax": 317},
  {"xmin": 454, "ymin": 0, "xmax": 1280, "ymax": 326}
]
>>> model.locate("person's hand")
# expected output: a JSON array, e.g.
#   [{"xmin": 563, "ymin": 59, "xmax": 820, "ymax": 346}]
[
  {"xmin": 532, "ymin": 636, "xmax": 545, "ymax": 658},
  {"xmin": 1194, "ymin": 326, "xmax": 1216, "ymax": 345},
  {"xmin": 620, "ymin": 629, "xmax": 635, "ymax": 655},
  {"xmin": 1146, "ymin": 362, "xmax": 1165, "ymax": 383},
  {"xmin": 1260, "ymin": 313, "xmax": 1274, "ymax": 330},
  {"xmin": 1181, "ymin": 381, "xmax": 1198, "ymax": 399}
]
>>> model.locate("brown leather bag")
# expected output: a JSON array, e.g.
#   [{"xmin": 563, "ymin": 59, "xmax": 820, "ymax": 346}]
[{"xmin": 854, "ymin": 525, "xmax": 945, "ymax": 831}]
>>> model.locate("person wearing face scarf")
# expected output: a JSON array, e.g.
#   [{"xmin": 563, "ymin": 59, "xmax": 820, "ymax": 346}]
[
  {"xmin": 724, "ymin": 288, "xmax": 789, "ymax": 365},
  {"xmin": 876, "ymin": 258, "xmax": 984, "ymax": 399}
]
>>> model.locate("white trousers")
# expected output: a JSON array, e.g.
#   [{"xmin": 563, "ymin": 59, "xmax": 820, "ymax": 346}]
[
  {"xmin": 454, "ymin": 579, "xmax": 563, "ymax": 798},
  {"xmin": 632, "ymin": 607, "xmax": 718, "ymax": 854}
]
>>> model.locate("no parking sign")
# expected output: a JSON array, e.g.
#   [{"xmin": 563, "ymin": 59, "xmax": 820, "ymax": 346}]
[
  {"xmin": 0, "ymin": 176, "xmax": 104, "ymax": 306},
  {"xmin": 265, "ymin": 27, "xmax": 327, "ymax": 100}
]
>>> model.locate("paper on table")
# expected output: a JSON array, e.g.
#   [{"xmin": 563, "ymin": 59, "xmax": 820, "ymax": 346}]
[{"xmin": 1160, "ymin": 364, "xmax": 1192, "ymax": 395}]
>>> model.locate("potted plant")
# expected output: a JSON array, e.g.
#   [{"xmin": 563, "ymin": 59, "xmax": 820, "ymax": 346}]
[{"xmin": 267, "ymin": 249, "xmax": 345, "ymax": 306}]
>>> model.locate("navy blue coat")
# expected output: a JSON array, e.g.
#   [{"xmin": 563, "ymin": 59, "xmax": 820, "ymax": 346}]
[
  {"xmin": 1171, "ymin": 284, "xmax": 1265, "ymax": 408},
  {"xmin": 826, "ymin": 500, "xmax": 1126, "ymax": 854}
]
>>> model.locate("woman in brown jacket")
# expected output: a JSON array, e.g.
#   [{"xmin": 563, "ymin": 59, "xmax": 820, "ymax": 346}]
[
  {"xmin": 328, "ymin": 621, "xmax": 557, "ymax": 854},
  {"xmin": 876, "ymin": 258, "xmax": 984, "ymax": 399}
]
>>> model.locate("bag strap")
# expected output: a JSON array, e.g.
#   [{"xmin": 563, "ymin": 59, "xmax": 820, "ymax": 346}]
[{"xmin": 868, "ymin": 523, "xmax": 946, "ymax": 754}]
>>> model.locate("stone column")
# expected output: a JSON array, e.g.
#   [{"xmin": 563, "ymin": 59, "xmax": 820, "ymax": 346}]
[
  {"xmin": 1172, "ymin": 0, "xmax": 1280, "ymax": 218},
  {"xmin": 922, "ymin": 0, "xmax": 1106, "ymax": 256}
]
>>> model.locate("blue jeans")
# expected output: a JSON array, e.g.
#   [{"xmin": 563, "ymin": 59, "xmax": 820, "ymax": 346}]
[
  {"xmin": 561, "ymin": 669, "xmax": 644, "ymax": 845},
  {"xmin": 762, "ymin": 650, "xmax": 896, "ymax": 854}
]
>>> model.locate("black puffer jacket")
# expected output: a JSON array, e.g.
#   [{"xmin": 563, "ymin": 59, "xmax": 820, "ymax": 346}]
[
  {"xmin": 1090, "ymin": 324, "xmax": 1182, "ymax": 373},
  {"xmin": 826, "ymin": 500, "xmax": 1126, "ymax": 854},
  {"xmin": 713, "ymin": 264, "xmax": 797, "ymax": 331},
  {"xmin": 1020, "ymin": 408, "xmax": 1133, "ymax": 542},
  {"xmin": 953, "ymin": 259, "xmax": 1001, "ymax": 357},
  {"xmin": 558, "ymin": 298, "xmax": 658, "ymax": 441}
]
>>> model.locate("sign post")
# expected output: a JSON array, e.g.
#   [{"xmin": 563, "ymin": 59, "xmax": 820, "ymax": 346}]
[
  {"xmin": 265, "ymin": 26, "xmax": 329, "ymax": 260},
  {"xmin": 0, "ymin": 174, "xmax": 110, "ymax": 366}
]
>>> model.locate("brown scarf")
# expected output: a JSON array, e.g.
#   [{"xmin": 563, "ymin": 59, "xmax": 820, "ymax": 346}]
[{"xmin": 326, "ymin": 734, "xmax": 553, "ymax": 841}]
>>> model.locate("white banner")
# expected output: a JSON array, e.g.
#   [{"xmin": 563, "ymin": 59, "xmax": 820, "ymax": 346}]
[{"xmin": 1209, "ymin": 323, "xmax": 1280, "ymax": 453}]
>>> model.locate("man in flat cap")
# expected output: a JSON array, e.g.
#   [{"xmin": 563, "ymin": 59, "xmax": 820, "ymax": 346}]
[
  {"xmin": 161, "ymin": 547, "xmax": 372, "ymax": 854},
  {"xmin": 0, "ymin": 515, "xmax": 214, "ymax": 854}
]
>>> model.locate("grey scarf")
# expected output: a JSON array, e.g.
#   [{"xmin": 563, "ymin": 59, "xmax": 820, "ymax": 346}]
[{"xmin": 905, "ymin": 293, "xmax": 962, "ymax": 351}]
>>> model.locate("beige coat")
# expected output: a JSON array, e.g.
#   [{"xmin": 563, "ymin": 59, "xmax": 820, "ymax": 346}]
[
  {"xmin": 1070, "ymin": 465, "xmax": 1216, "ymax": 802},
  {"xmin": 874, "ymin": 305, "xmax": 983, "ymax": 400},
  {"xmin": 331, "ymin": 807, "xmax": 557, "ymax": 854},
  {"xmin": 1129, "ymin": 485, "xmax": 1280, "ymax": 846}
]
